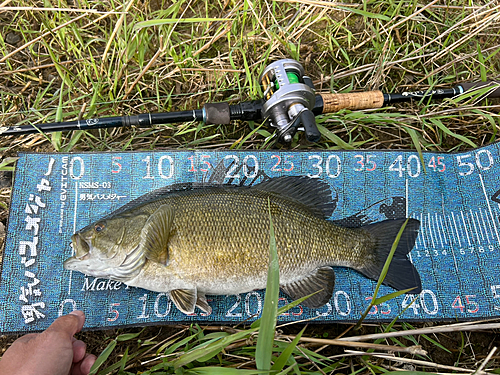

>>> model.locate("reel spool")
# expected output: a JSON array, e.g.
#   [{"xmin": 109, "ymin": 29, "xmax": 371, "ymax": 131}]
[{"xmin": 259, "ymin": 59, "xmax": 320, "ymax": 143}]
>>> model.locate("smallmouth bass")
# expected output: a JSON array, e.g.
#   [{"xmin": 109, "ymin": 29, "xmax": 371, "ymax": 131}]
[{"xmin": 64, "ymin": 176, "xmax": 422, "ymax": 314}]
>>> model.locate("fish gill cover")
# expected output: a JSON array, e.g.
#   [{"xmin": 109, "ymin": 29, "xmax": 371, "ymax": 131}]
[{"xmin": 1, "ymin": 146, "xmax": 500, "ymax": 333}]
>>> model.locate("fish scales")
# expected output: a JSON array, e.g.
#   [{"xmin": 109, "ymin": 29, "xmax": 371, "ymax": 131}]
[
  {"xmin": 64, "ymin": 176, "xmax": 422, "ymax": 314},
  {"xmin": 140, "ymin": 189, "xmax": 373, "ymax": 291}
]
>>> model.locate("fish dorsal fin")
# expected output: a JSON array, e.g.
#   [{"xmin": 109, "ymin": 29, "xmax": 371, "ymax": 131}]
[
  {"xmin": 196, "ymin": 292, "xmax": 212, "ymax": 315},
  {"xmin": 281, "ymin": 266, "xmax": 335, "ymax": 308},
  {"xmin": 253, "ymin": 176, "xmax": 335, "ymax": 218},
  {"xmin": 170, "ymin": 289, "xmax": 197, "ymax": 314},
  {"xmin": 140, "ymin": 204, "xmax": 173, "ymax": 265}
]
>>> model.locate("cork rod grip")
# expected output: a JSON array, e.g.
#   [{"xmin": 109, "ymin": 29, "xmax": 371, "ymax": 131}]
[{"xmin": 320, "ymin": 91, "xmax": 385, "ymax": 114}]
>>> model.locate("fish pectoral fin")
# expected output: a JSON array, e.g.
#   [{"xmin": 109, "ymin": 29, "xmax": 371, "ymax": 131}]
[
  {"xmin": 196, "ymin": 292, "xmax": 212, "ymax": 315},
  {"xmin": 140, "ymin": 204, "xmax": 174, "ymax": 265},
  {"xmin": 281, "ymin": 266, "xmax": 335, "ymax": 309},
  {"xmin": 170, "ymin": 289, "xmax": 197, "ymax": 314}
]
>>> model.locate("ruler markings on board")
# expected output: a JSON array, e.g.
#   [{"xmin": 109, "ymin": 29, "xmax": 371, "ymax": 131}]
[
  {"xmin": 470, "ymin": 210, "xmax": 481, "ymax": 244},
  {"xmin": 435, "ymin": 213, "xmax": 444, "ymax": 248},
  {"xmin": 480, "ymin": 209, "xmax": 491, "ymax": 244},
  {"xmin": 475, "ymin": 211, "xmax": 484, "ymax": 242},
  {"xmin": 461, "ymin": 211, "xmax": 472, "ymax": 247},
  {"xmin": 451, "ymin": 212, "xmax": 462, "ymax": 248},
  {"xmin": 68, "ymin": 180, "xmax": 78, "ymax": 295},
  {"xmin": 3, "ymin": 147, "xmax": 500, "ymax": 333},
  {"xmin": 481, "ymin": 210, "xmax": 494, "ymax": 245},
  {"xmin": 443, "ymin": 215, "xmax": 461, "ymax": 275},
  {"xmin": 411, "ymin": 207, "xmax": 497, "ymax": 254},
  {"xmin": 405, "ymin": 178, "xmax": 409, "ymax": 217}
]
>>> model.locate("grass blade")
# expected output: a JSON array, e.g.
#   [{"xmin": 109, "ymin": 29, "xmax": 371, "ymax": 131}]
[
  {"xmin": 270, "ymin": 327, "xmax": 306, "ymax": 372},
  {"xmin": 89, "ymin": 339, "xmax": 117, "ymax": 375},
  {"xmin": 404, "ymin": 126, "xmax": 426, "ymax": 173},
  {"xmin": 429, "ymin": 118, "xmax": 477, "ymax": 148},
  {"xmin": 171, "ymin": 328, "xmax": 257, "ymax": 369},
  {"xmin": 135, "ymin": 18, "xmax": 230, "ymax": 29},
  {"xmin": 316, "ymin": 123, "xmax": 355, "ymax": 150},
  {"xmin": 355, "ymin": 219, "xmax": 409, "ymax": 329},
  {"xmin": 251, "ymin": 290, "xmax": 320, "ymax": 329},
  {"xmin": 372, "ymin": 288, "xmax": 415, "ymax": 305},
  {"xmin": 336, "ymin": 6, "xmax": 391, "ymax": 20},
  {"xmin": 255, "ymin": 198, "xmax": 280, "ymax": 371},
  {"xmin": 186, "ymin": 368, "xmax": 269, "ymax": 374}
]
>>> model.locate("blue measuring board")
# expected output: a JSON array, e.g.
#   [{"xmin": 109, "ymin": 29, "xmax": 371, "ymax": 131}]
[{"xmin": 1, "ymin": 145, "xmax": 500, "ymax": 333}]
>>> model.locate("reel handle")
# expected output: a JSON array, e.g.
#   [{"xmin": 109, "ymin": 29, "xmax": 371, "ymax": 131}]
[{"xmin": 301, "ymin": 109, "xmax": 321, "ymax": 142}]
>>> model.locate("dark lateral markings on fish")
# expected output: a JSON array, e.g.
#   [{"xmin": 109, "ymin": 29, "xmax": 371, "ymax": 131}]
[{"xmin": 64, "ymin": 176, "xmax": 422, "ymax": 315}]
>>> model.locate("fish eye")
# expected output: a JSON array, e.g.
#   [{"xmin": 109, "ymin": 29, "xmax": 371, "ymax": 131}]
[{"xmin": 94, "ymin": 222, "xmax": 105, "ymax": 233}]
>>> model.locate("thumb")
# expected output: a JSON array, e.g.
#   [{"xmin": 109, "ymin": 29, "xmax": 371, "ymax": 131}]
[{"xmin": 45, "ymin": 310, "xmax": 85, "ymax": 338}]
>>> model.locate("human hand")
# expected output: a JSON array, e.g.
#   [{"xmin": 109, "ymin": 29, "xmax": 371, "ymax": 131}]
[{"xmin": 0, "ymin": 310, "xmax": 96, "ymax": 375}]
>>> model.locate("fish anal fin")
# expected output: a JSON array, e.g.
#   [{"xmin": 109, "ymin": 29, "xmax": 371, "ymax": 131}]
[
  {"xmin": 140, "ymin": 204, "xmax": 174, "ymax": 265},
  {"xmin": 170, "ymin": 289, "xmax": 197, "ymax": 315},
  {"xmin": 281, "ymin": 266, "xmax": 335, "ymax": 308}
]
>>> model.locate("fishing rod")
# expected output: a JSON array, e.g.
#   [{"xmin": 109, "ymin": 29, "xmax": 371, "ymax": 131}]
[{"xmin": 1, "ymin": 59, "xmax": 499, "ymax": 143}]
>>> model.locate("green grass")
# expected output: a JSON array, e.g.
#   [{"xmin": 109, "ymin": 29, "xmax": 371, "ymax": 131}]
[
  {"xmin": 1, "ymin": 0, "xmax": 499, "ymax": 152},
  {"xmin": 1, "ymin": 0, "xmax": 500, "ymax": 373}
]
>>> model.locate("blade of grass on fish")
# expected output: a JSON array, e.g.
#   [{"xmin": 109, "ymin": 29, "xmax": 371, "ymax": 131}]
[
  {"xmin": 251, "ymin": 291, "xmax": 321, "ymax": 329},
  {"xmin": 255, "ymin": 198, "xmax": 280, "ymax": 371},
  {"xmin": 89, "ymin": 339, "xmax": 117, "ymax": 375},
  {"xmin": 372, "ymin": 288, "xmax": 415, "ymax": 306},
  {"xmin": 355, "ymin": 219, "xmax": 409, "ymax": 330},
  {"xmin": 270, "ymin": 327, "xmax": 306, "ymax": 373}
]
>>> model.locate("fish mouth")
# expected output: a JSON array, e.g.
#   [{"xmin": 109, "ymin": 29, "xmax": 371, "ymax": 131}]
[
  {"xmin": 71, "ymin": 233, "xmax": 91, "ymax": 260},
  {"xmin": 64, "ymin": 235, "xmax": 91, "ymax": 271}
]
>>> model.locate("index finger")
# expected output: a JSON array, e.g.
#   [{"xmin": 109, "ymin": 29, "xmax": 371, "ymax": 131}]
[{"xmin": 45, "ymin": 310, "xmax": 85, "ymax": 338}]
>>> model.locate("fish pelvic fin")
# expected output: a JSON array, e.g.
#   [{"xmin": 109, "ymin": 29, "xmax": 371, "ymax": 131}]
[
  {"xmin": 281, "ymin": 266, "xmax": 335, "ymax": 308},
  {"xmin": 170, "ymin": 289, "xmax": 197, "ymax": 314},
  {"xmin": 196, "ymin": 292, "xmax": 212, "ymax": 315},
  {"xmin": 140, "ymin": 204, "xmax": 173, "ymax": 265},
  {"xmin": 359, "ymin": 218, "xmax": 422, "ymax": 294}
]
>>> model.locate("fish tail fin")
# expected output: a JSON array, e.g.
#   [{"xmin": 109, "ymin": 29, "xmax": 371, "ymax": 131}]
[{"xmin": 359, "ymin": 218, "xmax": 422, "ymax": 294}]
